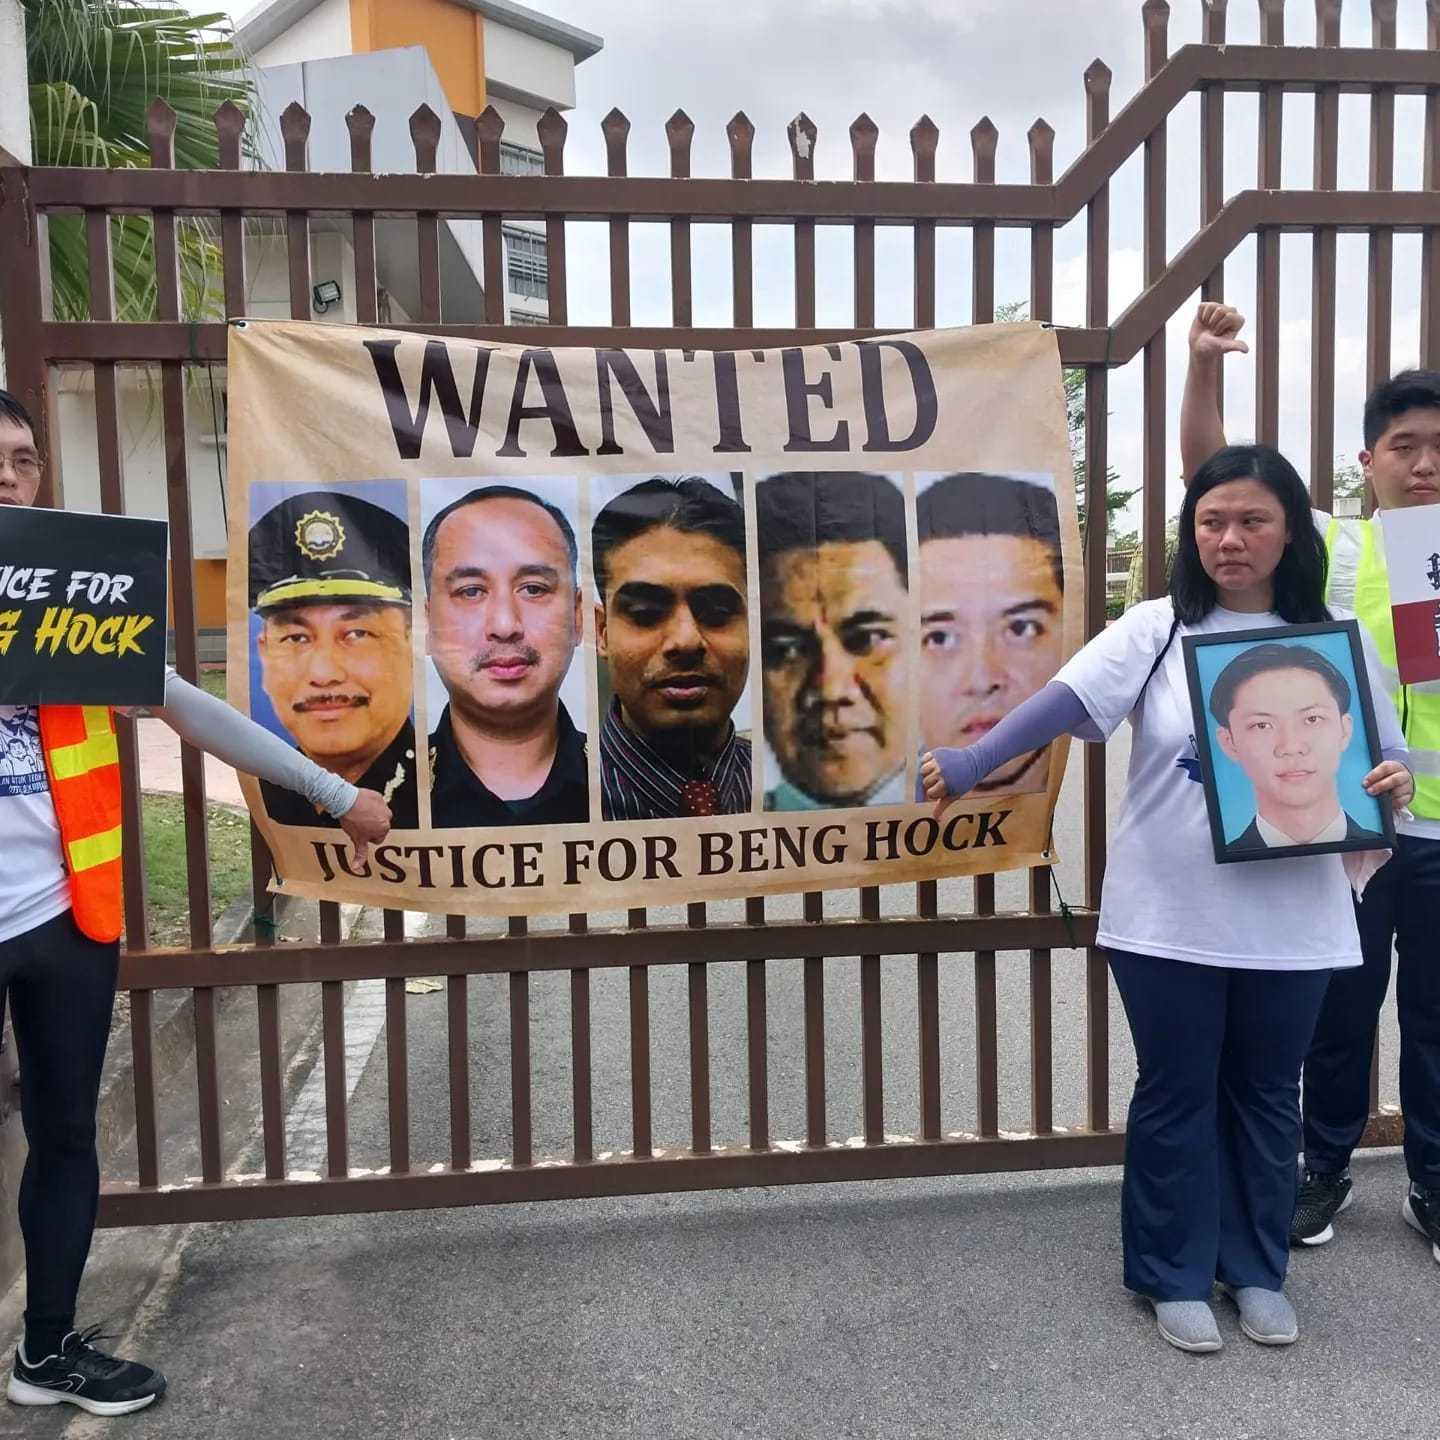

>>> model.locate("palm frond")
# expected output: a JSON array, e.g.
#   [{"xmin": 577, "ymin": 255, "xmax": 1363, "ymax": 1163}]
[{"xmin": 25, "ymin": 0, "xmax": 254, "ymax": 323}]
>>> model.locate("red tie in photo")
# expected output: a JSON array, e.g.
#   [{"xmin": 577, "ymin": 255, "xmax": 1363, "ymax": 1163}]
[{"xmin": 680, "ymin": 780, "xmax": 720, "ymax": 816}]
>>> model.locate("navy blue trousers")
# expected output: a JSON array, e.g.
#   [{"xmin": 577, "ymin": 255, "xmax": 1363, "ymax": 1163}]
[
  {"xmin": 1303, "ymin": 834, "xmax": 1440, "ymax": 1186},
  {"xmin": 1108, "ymin": 949, "xmax": 1332, "ymax": 1301}
]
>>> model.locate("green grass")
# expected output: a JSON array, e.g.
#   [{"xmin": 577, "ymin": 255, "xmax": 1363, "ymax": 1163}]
[
  {"xmin": 138, "ymin": 792, "xmax": 253, "ymax": 948},
  {"xmin": 196, "ymin": 667, "xmax": 228, "ymax": 701}
]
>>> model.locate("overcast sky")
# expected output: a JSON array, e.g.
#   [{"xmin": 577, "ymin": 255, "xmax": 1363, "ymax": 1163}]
[{"xmin": 220, "ymin": 0, "xmax": 1439, "ymax": 529}]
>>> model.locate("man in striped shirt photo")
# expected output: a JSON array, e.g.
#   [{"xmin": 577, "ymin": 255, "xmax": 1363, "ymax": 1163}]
[
  {"xmin": 593, "ymin": 476, "xmax": 751, "ymax": 821},
  {"xmin": 423, "ymin": 484, "xmax": 590, "ymax": 828}
]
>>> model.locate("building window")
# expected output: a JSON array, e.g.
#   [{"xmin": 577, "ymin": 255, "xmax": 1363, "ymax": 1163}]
[
  {"xmin": 505, "ymin": 227, "xmax": 548, "ymax": 301},
  {"xmin": 509, "ymin": 310, "xmax": 548, "ymax": 326},
  {"xmin": 499, "ymin": 142, "xmax": 545, "ymax": 176}
]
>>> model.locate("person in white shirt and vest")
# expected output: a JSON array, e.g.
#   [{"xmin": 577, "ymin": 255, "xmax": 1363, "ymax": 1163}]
[
  {"xmin": 0, "ymin": 390, "xmax": 393, "ymax": 1415},
  {"xmin": 1182, "ymin": 303, "xmax": 1440, "ymax": 1265}
]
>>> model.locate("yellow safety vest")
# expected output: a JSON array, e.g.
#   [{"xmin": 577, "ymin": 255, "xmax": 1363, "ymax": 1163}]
[
  {"xmin": 1326, "ymin": 516, "xmax": 1440, "ymax": 819},
  {"xmin": 37, "ymin": 704, "xmax": 125, "ymax": 943}
]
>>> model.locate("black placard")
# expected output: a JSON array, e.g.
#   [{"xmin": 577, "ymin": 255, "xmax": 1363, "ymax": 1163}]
[{"xmin": 0, "ymin": 507, "xmax": 169, "ymax": 705}]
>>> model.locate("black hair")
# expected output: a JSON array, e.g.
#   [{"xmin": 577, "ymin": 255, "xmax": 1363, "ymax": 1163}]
[
  {"xmin": 1170, "ymin": 444, "xmax": 1329, "ymax": 625},
  {"xmin": 421, "ymin": 484, "xmax": 578, "ymax": 591},
  {"xmin": 1363, "ymin": 369, "xmax": 1440, "ymax": 450},
  {"xmin": 754, "ymin": 471, "xmax": 907, "ymax": 584},
  {"xmin": 1209, "ymin": 641, "xmax": 1351, "ymax": 728},
  {"xmin": 0, "ymin": 389, "xmax": 36, "ymax": 437},
  {"xmin": 591, "ymin": 475, "xmax": 745, "ymax": 600},
  {"xmin": 916, "ymin": 471, "xmax": 1063, "ymax": 591}
]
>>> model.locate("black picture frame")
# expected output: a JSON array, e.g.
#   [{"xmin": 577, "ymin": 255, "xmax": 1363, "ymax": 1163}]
[{"xmin": 1181, "ymin": 619, "xmax": 1396, "ymax": 865}]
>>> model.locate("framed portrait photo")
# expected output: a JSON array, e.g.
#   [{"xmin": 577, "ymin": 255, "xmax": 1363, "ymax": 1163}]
[{"xmin": 1182, "ymin": 620, "xmax": 1396, "ymax": 865}]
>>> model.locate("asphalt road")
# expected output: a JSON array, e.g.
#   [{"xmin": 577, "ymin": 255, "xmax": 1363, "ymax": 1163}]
[{"xmin": 1, "ymin": 731, "xmax": 1429, "ymax": 1440}]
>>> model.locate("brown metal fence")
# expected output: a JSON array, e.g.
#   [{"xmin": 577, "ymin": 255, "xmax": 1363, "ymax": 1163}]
[{"xmin": 0, "ymin": 1, "xmax": 1434, "ymax": 1226}]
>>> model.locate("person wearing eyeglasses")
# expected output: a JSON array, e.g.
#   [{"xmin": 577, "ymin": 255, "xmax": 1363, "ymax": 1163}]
[{"xmin": 0, "ymin": 389, "xmax": 391, "ymax": 1415}]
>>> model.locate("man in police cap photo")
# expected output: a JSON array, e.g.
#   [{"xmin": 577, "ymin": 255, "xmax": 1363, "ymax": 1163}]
[{"xmin": 249, "ymin": 487, "xmax": 419, "ymax": 827}]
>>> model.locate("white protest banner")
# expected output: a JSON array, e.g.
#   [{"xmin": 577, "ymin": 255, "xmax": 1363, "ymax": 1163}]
[
  {"xmin": 226, "ymin": 320, "xmax": 1080, "ymax": 916},
  {"xmin": 1380, "ymin": 509, "xmax": 1440, "ymax": 684}
]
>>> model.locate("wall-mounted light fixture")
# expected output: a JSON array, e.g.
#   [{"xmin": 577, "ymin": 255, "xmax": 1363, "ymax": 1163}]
[{"xmin": 312, "ymin": 280, "xmax": 343, "ymax": 313}]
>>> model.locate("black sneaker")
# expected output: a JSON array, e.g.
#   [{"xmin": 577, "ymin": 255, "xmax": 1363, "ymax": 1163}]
[
  {"xmin": 6, "ymin": 1327, "xmax": 166, "ymax": 1416},
  {"xmin": 1291, "ymin": 1168, "xmax": 1354, "ymax": 1246},
  {"xmin": 1402, "ymin": 1182, "xmax": 1440, "ymax": 1264}
]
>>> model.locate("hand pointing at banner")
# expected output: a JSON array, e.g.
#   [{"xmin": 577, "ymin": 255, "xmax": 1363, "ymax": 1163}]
[
  {"xmin": 919, "ymin": 681, "xmax": 1094, "ymax": 817},
  {"xmin": 337, "ymin": 788, "xmax": 392, "ymax": 864},
  {"xmin": 144, "ymin": 674, "xmax": 394, "ymax": 862}
]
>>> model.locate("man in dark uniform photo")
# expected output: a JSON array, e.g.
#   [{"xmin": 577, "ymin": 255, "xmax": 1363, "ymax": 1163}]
[
  {"xmin": 592, "ymin": 476, "xmax": 751, "ymax": 821},
  {"xmin": 1211, "ymin": 643, "xmax": 1385, "ymax": 856},
  {"xmin": 423, "ymin": 485, "xmax": 589, "ymax": 827},
  {"xmin": 249, "ymin": 489, "xmax": 419, "ymax": 827}
]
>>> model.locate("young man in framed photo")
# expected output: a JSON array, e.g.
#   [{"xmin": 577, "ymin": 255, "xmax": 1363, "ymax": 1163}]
[
  {"xmin": 1207, "ymin": 641, "xmax": 1386, "ymax": 856},
  {"xmin": 1182, "ymin": 306, "xmax": 1440, "ymax": 1261}
]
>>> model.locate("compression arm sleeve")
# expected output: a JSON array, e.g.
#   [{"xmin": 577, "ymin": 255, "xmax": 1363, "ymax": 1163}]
[
  {"xmin": 917, "ymin": 680, "xmax": 1093, "ymax": 801},
  {"xmin": 155, "ymin": 671, "xmax": 360, "ymax": 819}
]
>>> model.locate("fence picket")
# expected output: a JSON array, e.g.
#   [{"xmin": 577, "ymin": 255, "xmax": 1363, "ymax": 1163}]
[{"xmin": 604, "ymin": 108, "xmax": 632, "ymax": 325}]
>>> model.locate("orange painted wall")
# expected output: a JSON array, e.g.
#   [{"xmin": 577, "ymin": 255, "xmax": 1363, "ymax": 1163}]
[
  {"xmin": 349, "ymin": 0, "xmax": 487, "ymax": 116},
  {"xmin": 193, "ymin": 560, "xmax": 228, "ymax": 631}
]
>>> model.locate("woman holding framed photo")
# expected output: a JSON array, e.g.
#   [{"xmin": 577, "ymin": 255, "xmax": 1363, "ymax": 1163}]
[{"xmin": 921, "ymin": 444, "xmax": 1412, "ymax": 1354}]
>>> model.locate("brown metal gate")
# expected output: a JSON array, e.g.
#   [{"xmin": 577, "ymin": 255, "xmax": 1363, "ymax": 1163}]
[{"xmin": 0, "ymin": 2, "xmax": 1433, "ymax": 1226}]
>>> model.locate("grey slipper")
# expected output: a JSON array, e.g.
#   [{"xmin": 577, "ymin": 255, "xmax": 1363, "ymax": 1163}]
[
  {"xmin": 1151, "ymin": 1299, "xmax": 1223, "ymax": 1353},
  {"xmin": 1221, "ymin": 1285, "xmax": 1299, "ymax": 1345}
]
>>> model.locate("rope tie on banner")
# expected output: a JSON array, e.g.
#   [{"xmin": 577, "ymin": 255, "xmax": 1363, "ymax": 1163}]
[{"xmin": 1042, "ymin": 820, "xmax": 1080, "ymax": 950}]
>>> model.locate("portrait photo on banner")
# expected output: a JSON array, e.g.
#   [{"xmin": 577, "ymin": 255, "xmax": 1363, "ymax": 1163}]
[
  {"xmin": 590, "ymin": 473, "xmax": 754, "ymax": 822},
  {"xmin": 246, "ymin": 478, "xmax": 419, "ymax": 829},
  {"xmin": 755, "ymin": 470, "xmax": 910, "ymax": 813},
  {"xmin": 915, "ymin": 471, "xmax": 1064, "ymax": 797},
  {"xmin": 420, "ymin": 475, "xmax": 589, "ymax": 828},
  {"xmin": 1183, "ymin": 620, "xmax": 1395, "ymax": 864}
]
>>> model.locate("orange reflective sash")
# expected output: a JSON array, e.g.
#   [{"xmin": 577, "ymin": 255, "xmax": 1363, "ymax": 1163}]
[{"xmin": 37, "ymin": 705, "xmax": 124, "ymax": 943}]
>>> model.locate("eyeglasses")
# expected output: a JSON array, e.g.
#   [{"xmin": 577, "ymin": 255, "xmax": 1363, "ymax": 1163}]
[{"xmin": 0, "ymin": 455, "xmax": 41, "ymax": 481}]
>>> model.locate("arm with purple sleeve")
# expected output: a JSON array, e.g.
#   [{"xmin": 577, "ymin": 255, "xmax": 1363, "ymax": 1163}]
[{"xmin": 917, "ymin": 680, "xmax": 1095, "ymax": 801}]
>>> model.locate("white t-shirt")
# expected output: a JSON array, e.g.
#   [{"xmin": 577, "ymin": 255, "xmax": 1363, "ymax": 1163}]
[
  {"xmin": 1056, "ymin": 599, "xmax": 1406, "ymax": 971},
  {"xmin": 1312, "ymin": 506, "xmax": 1440, "ymax": 842},
  {"xmin": 0, "ymin": 705, "xmax": 71, "ymax": 943}
]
